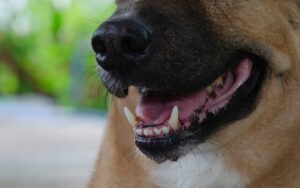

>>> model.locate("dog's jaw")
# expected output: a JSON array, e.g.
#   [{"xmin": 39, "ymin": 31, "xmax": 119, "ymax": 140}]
[
  {"xmin": 123, "ymin": 56, "xmax": 266, "ymax": 163},
  {"xmin": 150, "ymin": 143, "xmax": 247, "ymax": 188}
]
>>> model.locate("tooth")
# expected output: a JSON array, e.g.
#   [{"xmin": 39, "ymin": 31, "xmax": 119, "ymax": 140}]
[
  {"xmin": 168, "ymin": 106, "xmax": 179, "ymax": 131},
  {"xmin": 214, "ymin": 76, "xmax": 223, "ymax": 86},
  {"xmin": 136, "ymin": 129, "xmax": 143, "ymax": 135},
  {"xmin": 154, "ymin": 128, "xmax": 162, "ymax": 135},
  {"xmin": 123, "ymin": 107, "xmax": 137, "ymax": 128},
  {"xmin": 206, "ymin": 85, "xmax": 213, "ymax": 94},
  {"xmin": 144, "ymin": 129, "xmax": 154, "ymax": 137},
  {"xmin": 162, "ymin": 126, "xmax": 170, "ymax": 135}
]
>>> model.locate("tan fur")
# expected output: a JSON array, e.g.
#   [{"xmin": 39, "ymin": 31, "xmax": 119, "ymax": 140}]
[
  {"xmin": 89, "ymin": 1, "xmax": 300, "ymax": 187},
  {"xmin": 89, "ymin": 88, "xmax": 157, "ymax": 188}
]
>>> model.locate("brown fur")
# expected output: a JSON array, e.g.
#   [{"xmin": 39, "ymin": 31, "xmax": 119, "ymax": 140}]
[
  {"xmin": 89, "ymin": 1, "xmax": 300, "ymax": 187},
  {"xmin": 89, "ymin": 88, "xmax": 156, "ymax": 188}
]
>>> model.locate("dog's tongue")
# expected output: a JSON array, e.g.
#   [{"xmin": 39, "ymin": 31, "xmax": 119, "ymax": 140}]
[{"xmin": 136, "ymin": 90, "xmax": 208, "ymax": 124}]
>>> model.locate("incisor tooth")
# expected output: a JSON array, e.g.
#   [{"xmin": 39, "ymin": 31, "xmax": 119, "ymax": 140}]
[
  {"xmin": 136, "ymin": 129, "xmax": 143, "ymax": 135},
  {"xmin": 124, "ymin": 107, "xmax": 137, "ymax": 128},
  {"xmin": 144, "ymin": 129, "xmax": 154, "ymax": 137},
  {"xmin": 168, "ymin": 106, "xmax": 179, "ymax": 131},
  {"xmin": 154, "ymin": 128, "xmax": 162, "ymax": 135},
  {"xmin": 162, "ymin": 127, "xmax": 170, "ymax": 135}
]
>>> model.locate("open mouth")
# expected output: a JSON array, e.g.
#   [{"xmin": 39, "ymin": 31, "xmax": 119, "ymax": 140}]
[{"xmin": 123, "ymin": 54, "xmax": 266, "ymax": 162}]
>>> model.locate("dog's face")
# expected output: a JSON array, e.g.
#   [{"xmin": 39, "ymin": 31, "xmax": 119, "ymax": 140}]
[{"xmin": 92, "ymin": 0, "xmax": 300, "ymax": 163}]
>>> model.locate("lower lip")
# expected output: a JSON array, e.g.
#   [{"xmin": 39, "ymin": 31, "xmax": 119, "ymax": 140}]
[{"xmin": 135, "ymin": 133, "xmax": 180, "ymax": 150}]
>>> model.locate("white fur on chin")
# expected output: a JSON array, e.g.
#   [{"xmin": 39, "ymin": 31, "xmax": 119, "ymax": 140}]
[{"xmin": 150, "ymin": 143, "xmax": 246, "ymax": 188}]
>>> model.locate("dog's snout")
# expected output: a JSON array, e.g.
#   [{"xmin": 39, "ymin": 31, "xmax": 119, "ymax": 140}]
[{"xmin": 92, "ymin": 19, "xmax": 152, "ymax": 71}]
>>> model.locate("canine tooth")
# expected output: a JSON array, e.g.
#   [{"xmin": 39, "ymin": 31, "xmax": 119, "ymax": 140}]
[
  {"xmin": 168, "ymin": 106, "xmax": 179, "ymax": 131},
  {"xmin": 162, "ymin": 127, "xmax": 170, "ymax": 135},
  {"xmin": 123, "ymin": 107, "xmax": 137, "ymax": 128},
  {"xmin": 154, "ymin": 128, "xmax": 162, "ymax": 135},
  {"xmin": 144, "ymin": 129, "xmax": 154, "ymax": 137}
]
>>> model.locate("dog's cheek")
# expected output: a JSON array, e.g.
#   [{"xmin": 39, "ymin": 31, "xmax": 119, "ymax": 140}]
[{"xmin": 204, "ymin": 1, "xmax": 299, "ymax": 75}]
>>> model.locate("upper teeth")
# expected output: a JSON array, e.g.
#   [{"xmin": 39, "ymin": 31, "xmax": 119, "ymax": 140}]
[
  {"xmin": 206, "ymin": 86, "xmax": 214, "ymax": 94},
  {"xmin": 168, "ymin": 105, "xmax": 179, "ymax": 131},
  {"xmin": 206, "ymin": 75, "xmax": 224, "ymax": 94},
  {"xmin": 214, "ymin": 76, "xmax": 224, "ymax": 86},
  {"xmin": 123, "ymin": 107, "xmax": 138, "ymax": 128}
]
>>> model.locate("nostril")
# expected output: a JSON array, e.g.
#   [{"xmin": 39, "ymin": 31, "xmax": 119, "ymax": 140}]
[
  {"xmin": 92, "ymin": 37, "xmax": 107, "ymax": 56},
  {"xmin": 96, "ymin": 53, "xmax": 106, "ymax": 62},
  {"xmin": 121, "ymin": 35, "xmax": 150, "ymax": 56}
]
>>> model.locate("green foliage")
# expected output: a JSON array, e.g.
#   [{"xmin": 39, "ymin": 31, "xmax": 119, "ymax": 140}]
[
  {"xmin": 0, "ymin": 0, "xmax": 115, "ymax": 110},
  {"xmin": 0, "ymin": 63, "xmax": 19, "ymax": 94}
]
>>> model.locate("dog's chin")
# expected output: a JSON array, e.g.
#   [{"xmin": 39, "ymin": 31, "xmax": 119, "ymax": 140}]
[{"xmin": 119, "ymin": 54, "xmax": 266, "ymax": 163}]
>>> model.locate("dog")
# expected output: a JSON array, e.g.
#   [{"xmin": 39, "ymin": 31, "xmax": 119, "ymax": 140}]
[{"xmin": 89, "ymin": 1, "xmax": 300, "ymax": 187}]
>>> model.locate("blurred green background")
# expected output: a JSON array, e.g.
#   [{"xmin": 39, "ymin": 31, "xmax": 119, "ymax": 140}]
[
  {"xmin": 0, "ymin": 1, "xmax": 116, "ymax": 187},
  {"xmin": 0, "ymin": 0, "xmax": 115, "ymax": 110}
]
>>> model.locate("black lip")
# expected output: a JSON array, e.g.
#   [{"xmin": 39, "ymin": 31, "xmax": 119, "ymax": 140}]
[
  {"xmin": 136, "ymin": 134, "xmax": 180, "ymax": 151},
  {"xmin": 135, "ymin": 53, "xmax": 267, "ymax": 163}
]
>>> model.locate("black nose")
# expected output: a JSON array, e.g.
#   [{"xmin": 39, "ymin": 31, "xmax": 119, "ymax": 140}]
[{"xmin": 92, "ymin": 19, "xmax": 152, "ymax": 71}]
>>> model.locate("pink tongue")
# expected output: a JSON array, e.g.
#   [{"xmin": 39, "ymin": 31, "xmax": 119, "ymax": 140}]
[{"xmin": 136, "ymin": 90, "xmax": 208, "ymax": 125}]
